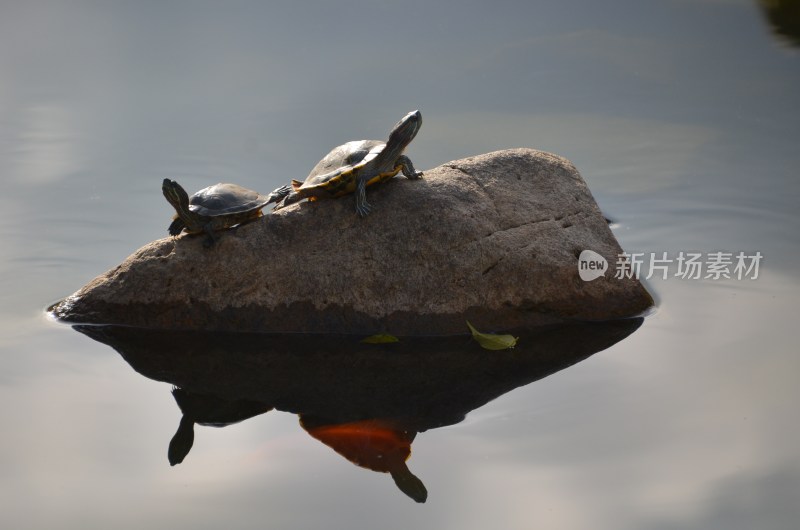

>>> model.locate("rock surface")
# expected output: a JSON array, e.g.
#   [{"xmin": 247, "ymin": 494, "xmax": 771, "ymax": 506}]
[{"xmin": 51, "ymin": 148, "xmax": 653, "ymax": 334}]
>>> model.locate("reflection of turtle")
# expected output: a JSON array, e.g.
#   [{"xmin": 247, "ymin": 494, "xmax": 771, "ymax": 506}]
[
  {"xmin": 302, "ymin": 417, "xmax": 428, "ymax": 503},
  {"xmin": 162, "ymin": 179, "xmax": 289, "ymax": 248},
  {"xmin": 168, "ymin": 387, "xmax": 272, "ymax": 466},
  {"xmin": 271, "ymin": 110, "xmax": 423, "ymax": 217}
]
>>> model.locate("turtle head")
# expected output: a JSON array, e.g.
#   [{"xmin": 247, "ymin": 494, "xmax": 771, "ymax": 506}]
[
  {"xmin": 387, "ymin": 110, "xmax": 422, "ymax": 152},
  {"xmin": 162, "ymin": 178, "xmax": 191, "ymax": 211},
  {"xmin": 163, "ymin": 179, "xmax": 198, "ymax": 235}
]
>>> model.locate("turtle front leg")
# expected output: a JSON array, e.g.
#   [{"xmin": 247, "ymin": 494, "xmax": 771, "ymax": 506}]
[
  {"xmin": 202, "ymin": 225, "xmax": 218, "ymax": 248},
  {"xmin": 168, "ymin": 216, "xmax": 187, "ymax": 236},
  {"xmin": 397, "ymin": 155, "xmax": 423, "ymax": 180},
  {"xmin": 355, "ymin": 177, "xmax": 372, "ymax": 218}
]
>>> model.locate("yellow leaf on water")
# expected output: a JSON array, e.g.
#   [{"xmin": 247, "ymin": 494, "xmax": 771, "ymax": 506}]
[
  {"xmin": 360, "ymin": 334, "xmax": 400, "ymax": 344},
  {"xmin": 466, "ymin": 321, "xmax": 518, "ymax": 350}
]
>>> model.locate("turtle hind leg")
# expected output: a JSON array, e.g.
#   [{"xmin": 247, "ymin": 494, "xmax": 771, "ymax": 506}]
[
  {"xmin": 168, "ymin": 216, "xmax": 186, "ymax": 236},
  {"xmin": 355, "ymin": 177, "xmax": 372, "ymax": 217},
  {"xmin": 273, "ymin": 190, "xmax": 304, "ymax": 211},
  {"xmin": 397, "ymin": 155, "xmax": 423, "ymax": 180},
  {"xmin": 266, "ymin": 184, "xmax": 293, "ymax": 206}
]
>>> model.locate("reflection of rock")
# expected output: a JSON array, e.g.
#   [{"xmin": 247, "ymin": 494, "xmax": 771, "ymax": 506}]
[
  {"xmin": 757, "ymin": 0, "xmax": 800, "ymax": 47},
  {"xmin": 76, "ymin": 319, "xmax": 641, "ymax": 500},
  {"xmin": 75, "ymin": 319, "xmax": 642, "ymax": 428},
  {"xmin": 52, "ymin": 149, "xmax": 652, "ymax": 334}
]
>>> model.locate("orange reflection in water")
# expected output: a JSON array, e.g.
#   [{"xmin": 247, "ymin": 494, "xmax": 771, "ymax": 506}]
[{"xmin": 302, "ymin": 418, "xmax": 427, "ymax": 503}]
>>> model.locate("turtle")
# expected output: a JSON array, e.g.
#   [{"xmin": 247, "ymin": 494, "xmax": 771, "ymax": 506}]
[
  {"xmin": 162, "ymin": 179, "xmax": 290, "ymax": 247},
  {"xmin": 270, "ymin": 109, "xmax": 423, "ymax": 217}
]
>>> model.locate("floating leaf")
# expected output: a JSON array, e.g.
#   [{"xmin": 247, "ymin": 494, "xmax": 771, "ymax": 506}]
[
  {"xmin": 466, "ymin": 321, "xmax": 518, "ymax": 350},
  {"xmin": 361, "ymin": 334, "xmax": 400, "ymax": 344}
]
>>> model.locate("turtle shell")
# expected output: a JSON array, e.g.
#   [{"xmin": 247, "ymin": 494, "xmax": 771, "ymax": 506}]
[
  {"xmin": 295, "ymin": 140, "xmax": 385, "ymax": 192},
  {"xmin": 189, "ymin": 183, "xmax": 271, "ymax": 217}
]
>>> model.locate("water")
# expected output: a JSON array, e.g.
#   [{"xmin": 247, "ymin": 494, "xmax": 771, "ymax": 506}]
[{"xmin": 2, "ymin": 1, "xmax": 799, "ymax": 528}]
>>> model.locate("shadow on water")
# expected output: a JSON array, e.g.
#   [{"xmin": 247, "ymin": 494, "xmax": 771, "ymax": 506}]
[{"xmin": 73, "ymin": 319, "xmax": 643, "ymax": 503}]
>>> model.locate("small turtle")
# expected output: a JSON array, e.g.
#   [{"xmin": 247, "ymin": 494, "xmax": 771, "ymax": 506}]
[
  {"xmin": 162, "ymin": 179, "xmax": 289, "ymax": 247},
  {"xmin": 270, "ymin": 110, "xmax": 423, "ymax": 217}
]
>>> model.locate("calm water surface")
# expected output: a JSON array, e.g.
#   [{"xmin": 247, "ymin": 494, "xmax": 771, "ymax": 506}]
[{"xmin": 2, "ymin": 1, "xmax": 799, "ymax": 528}]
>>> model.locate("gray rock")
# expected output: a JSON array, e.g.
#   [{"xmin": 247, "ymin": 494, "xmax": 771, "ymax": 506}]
[{"xmin": 51, "ymin": 148, "xmax": 653, "ymax": 334}]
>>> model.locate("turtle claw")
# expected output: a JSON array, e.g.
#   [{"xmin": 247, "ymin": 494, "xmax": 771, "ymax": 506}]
[
  {"xmin": 356, "ymin": 201, "xmax": 372, "ymax": 218},
  {"xmin": 397, "ymin": 155, "xmax": 422, "ymax": 180}
]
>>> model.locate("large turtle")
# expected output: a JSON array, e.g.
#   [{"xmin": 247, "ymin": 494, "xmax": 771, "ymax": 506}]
[
  {"xmin": 162, "ymin": 179, "xmax": 289, "ymax": 247},
  {"xmin": 271, "ymin": 110, "xmax": 423, "ymax": 217}
]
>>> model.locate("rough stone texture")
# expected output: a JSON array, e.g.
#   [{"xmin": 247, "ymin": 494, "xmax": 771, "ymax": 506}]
[{"xmin": 52, "ymin": 148, "xmax": 653, "ymax": 334}]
